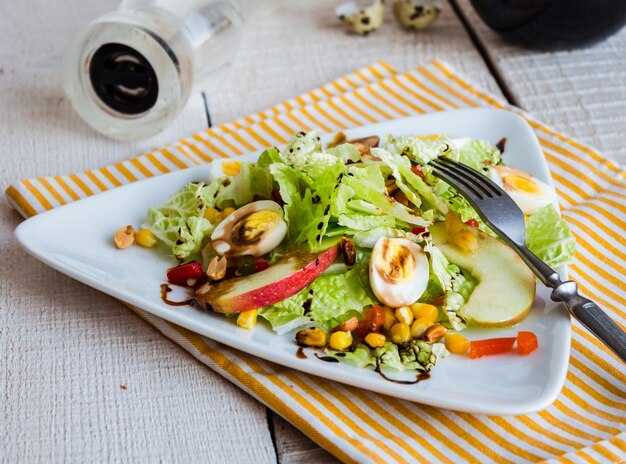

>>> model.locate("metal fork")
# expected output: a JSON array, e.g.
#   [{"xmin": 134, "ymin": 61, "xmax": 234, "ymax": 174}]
[{"xmin": 429, "ymin": 157, "xmax": 626, "ymax": 363}]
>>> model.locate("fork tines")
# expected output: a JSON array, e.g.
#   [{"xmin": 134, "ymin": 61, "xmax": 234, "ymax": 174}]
[{"xmin": 430, "ymin": 158, "xmax": 504, "ymax": 201}]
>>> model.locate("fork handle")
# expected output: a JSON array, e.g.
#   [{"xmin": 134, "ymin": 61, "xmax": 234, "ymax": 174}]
[
  {"xmin": 517, "ymin": 247, "xmax": 626, "ymax": 363},
  {"xmin": 563, "ymin": 293, "xmax": 626, "ymax": 363},
  {"xmin": 515, "ymin": 246, "xmax": 561, "ymax": 287}
]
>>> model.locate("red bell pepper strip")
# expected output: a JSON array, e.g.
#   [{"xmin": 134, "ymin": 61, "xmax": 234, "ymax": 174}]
[
  {"xmin": 517, "ymin": 331, "xmax": 539, "ymax": 355},
  {"xmin": 469, "ymin": 337, "xmax": 517, "ymax": 359},
  {"xmin": 166, "ymin": 262, "xmax": 204, "ymax": 286}
]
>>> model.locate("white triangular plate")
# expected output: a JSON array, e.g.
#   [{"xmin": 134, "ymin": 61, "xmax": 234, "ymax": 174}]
[{"xmin": 15, "ymin": 109, "xmax": 570, "ymax": 414}]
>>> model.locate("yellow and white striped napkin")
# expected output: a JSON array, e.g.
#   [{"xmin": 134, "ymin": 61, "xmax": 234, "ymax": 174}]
[{"xmin": 7, "ymin": 61, "xmax": 626, "ymax": 463}]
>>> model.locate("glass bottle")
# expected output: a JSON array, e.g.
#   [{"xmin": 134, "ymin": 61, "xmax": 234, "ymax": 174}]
[{"xmin": 64, "ymin": 0, "xmax": 243, "ymax": 140}]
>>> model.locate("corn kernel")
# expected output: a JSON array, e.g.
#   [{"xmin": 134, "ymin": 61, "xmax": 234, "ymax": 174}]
[
  {"xmin": 395, "ymin": 306, "xmax": 414, "ymax": 325},
  {"xmin": 409, "ymin": 303, "xmax": 438, "ymax": 324},
  {"xmin": 383, "ymin": 307, "xmax": 397, "ymax": 332},
  {"xmin": 237, "ymin": 310, "xmax": 258, "ymax": 330},
  {"xmin": 390, "ymin": 323, "xmax": 411, "ymax": 344},
  {"xmin": 221, "ymin": 161, "xmax": 242, "ymax": 176},
  {"xmin": 204, "ymin": 207, "xmax": 222, "ymax": 225},
  {"xmin": 452, "ymin": 230, "xmax": 478, "ymax": 254},
  {"xmin": 411, "ymin": 318, "xmax": 433, "ymax": 339},
  {"xmin": 329, "ymin": 331, "xmax": 353, "ymax": 350},
  {"xmin": 135, "ymin": 229, "xmax": 158, "ymax": 248},
  {"xmin": 364, "ymin": 333, "xmax": 386, "ymax": 348},
  {"xmin": 444, "ymin": 333, "xmax": 470, "ymax": 354},
  {"xmin": 296, "ymin": 328, "xmax": 327, "ymax": 348},
  {"xmin": 222, "ymin": 207, "xmax": 236, "ymax": 218}
]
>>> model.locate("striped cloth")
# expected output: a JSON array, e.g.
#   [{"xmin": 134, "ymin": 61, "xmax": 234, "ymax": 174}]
[{"xmin": 6, "ymin": 61, "xmax": 625, "ymax": 463}]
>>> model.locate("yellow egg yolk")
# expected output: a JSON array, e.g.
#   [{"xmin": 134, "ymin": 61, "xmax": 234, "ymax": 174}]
[
  {"xmin": 221, "ymin": 161, "xmax": 242, "ymax": 176},
  {"xmin": 376, "ymin": 240, "xmax": 416, "ymax": 284},
  {"xmin": 503, "ymin": 175, "xmax": 543, "ymax": 196},
  {"xmin": 232, "ymin": 210, "xmax": 282, "ymax": 244}
]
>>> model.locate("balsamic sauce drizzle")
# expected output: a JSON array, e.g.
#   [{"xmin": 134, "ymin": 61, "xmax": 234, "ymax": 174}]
[{"xmin": 160, "ymin": 284, "xmax": 194, "ymax": 307}]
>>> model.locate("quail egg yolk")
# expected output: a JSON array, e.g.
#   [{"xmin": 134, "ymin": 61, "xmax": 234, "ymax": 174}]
[
  {"xmin": 376, "ymin": 240, "xmax": 417, "ymax": 284},
  {"xmin": 502, "ymin": 175, "xmax": 543, "ymax": 196},
  {"xmin": 233, "ymin": 210, "xmax": 282, "ymax": 245}
]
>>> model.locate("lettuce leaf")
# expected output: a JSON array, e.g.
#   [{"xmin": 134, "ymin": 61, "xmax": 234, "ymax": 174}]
[
  {"xmin": 214, "ymin": 162, "xmax": 274, "ymax": 209},
  {"xmin": 351, "ymin": 227, "xmax": 422, "ymax": 248},
  {"xmin": 257, "ymin": 288, "xmax": 315, "ymax": 334},
  {"xmin": 458, "ymin": 139, "xmax": 501, "ymax": 171},
  {"xmin": 327, "ymin": 344, "xmax": 375, "ymax": 369},
  {"xmin": 391, "ymin": 136, "xmax": 455, "ymax": 165},
  {"xmin": 258, "ymin": 265, "xmax": 372, "ymax": 333},
  {"xmin": 372, "ymin": 146, "xmax": 448, "ymax": 214},
  {"xmin": 257, "ymin": 147, "xmax": 284, "ymax": 167},
  {"xmin": 337, "ymin": 213, "xmax": 396, "ymax": 231},
  {"xmin": 308, "ymin": 267, "xmax": 374, "ymax": 329},
  {"xmin": 284, "ymin": 131, "xmax": 322, "ymax": 162},
  {"xmin": 343, "ymin": 167, "xmax": 430, "ymax": 227},
  {"xmin": 423, "ymin": 242, "xmax": 472, "ymax": 330},
  {"xmin": 526, "ymin": 204, "xmax": 576, "ymax": 268},
  {"xmin": 327, "ymin": 143, "xmax": 362, "ymax": 164},
  {"xmin": 326, "ymin": 340, "xmax": 448, "ymax": 373},
  {"xmin": 143, "ymin": 182, "xmax": 216, "ymax": 260}
]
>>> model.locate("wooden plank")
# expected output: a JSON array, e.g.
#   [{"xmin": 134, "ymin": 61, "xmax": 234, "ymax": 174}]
[
  {"xmin": 454, "ymin": 0, "xmax": 626, "ymax": 164},
  {"xmin": 0, "ymin": 0, "xmax": 276, "ymax": 462},
  {"xmin": 207, "ymin": 0, "xmax": 504, "ymax": 126}
]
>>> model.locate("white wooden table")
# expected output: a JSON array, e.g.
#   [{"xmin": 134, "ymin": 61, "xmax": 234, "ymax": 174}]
[{"xmin": 1, "ymin": 1, "xmax": 624, "ymax": 462}]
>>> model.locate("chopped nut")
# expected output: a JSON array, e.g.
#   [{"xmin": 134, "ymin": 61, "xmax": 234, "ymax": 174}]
[
  {"xmin": 296, "ymin": 328, "xmax": 327, "ymax": 348},
  {"xmin": 424, "ymin": 324, "xmax": 448, "ymax": 343},
  {"xmin": 327, "ymin": 132, "xmax": 347, "ymax": 148},
  {"xmin": 207, "ymin": 256, "xmax": 227, "ymax": 281},
  {"xmin": 340, "ymin": 236, "xmax": 356, "ymax": 266},
  {"xmin": 195, "ymin": 282, "xmax": 212, "ymax": 296},
  {"xmin": 385, "ymin": 179, "xmax": 399, "ymax": 196},
  {"xmin": 393, "ymin": 190, "xmax": 409, "ymax": 206},
  {"xmin": 186, "ymin": 278, "xmax": 197, "ymax": 287},
  {"xmin": 348, "ymin": 135, "xmax": 380, "ymax": 153},
  {"xmin": 114, "ymin": 225, "xmax": 135, "ymax": 249}
]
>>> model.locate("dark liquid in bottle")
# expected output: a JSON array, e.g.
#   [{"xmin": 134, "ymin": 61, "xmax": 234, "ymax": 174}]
[{"xmin": 470, "ymin": 0, "xmax": 626, "ymax": 50}]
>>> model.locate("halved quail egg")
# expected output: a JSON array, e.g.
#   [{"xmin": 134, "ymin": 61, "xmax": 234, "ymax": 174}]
[
  {"xmin": 369, "ymin": 237, "xmax": 430, "ymax": 308},
  {"xmin": 211, "ymin": 200, "xmax": 287, "ymax": 257},
  {"xmin": 490, "ymin": 165, "xmax": 558, "ymax": 214}
]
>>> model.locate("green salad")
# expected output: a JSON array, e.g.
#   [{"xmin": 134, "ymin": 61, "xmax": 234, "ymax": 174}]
[{"xmin": 140, "ymin": 131, "xmax": 575, "ymax": 376}]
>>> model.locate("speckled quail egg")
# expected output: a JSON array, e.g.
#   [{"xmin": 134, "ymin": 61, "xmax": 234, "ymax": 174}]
[
  {"xmin": 393, "ymin": 0, "xmax": 440, "ymax": 30},
  {"xmin": 369, "ymin": 237, "xmax": 430, "ymax": 308},
  {"xmin": 211, "ymin": 200, "xmax": 287, "ymax": 257},
  {"xmin": 490, "ymin": 165, "xmax": 558, "ymax": 214},
  {"xmin": 336, "ymin": 0, "xmax": 385, "ymax": 36}
]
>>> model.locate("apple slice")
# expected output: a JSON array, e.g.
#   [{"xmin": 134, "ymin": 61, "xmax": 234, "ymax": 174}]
[
  {"xmin": 196, "ymin": 245, "xmax": 339, "ymax": 314},
  {"xmin": 430, "ymin": 223, "xmax": 535, "ymax": 327}
]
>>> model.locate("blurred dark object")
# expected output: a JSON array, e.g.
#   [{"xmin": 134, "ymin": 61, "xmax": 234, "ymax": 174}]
[{"xmin": 470, "ymin": 0, "xmax": 626, "ymax": 50}]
